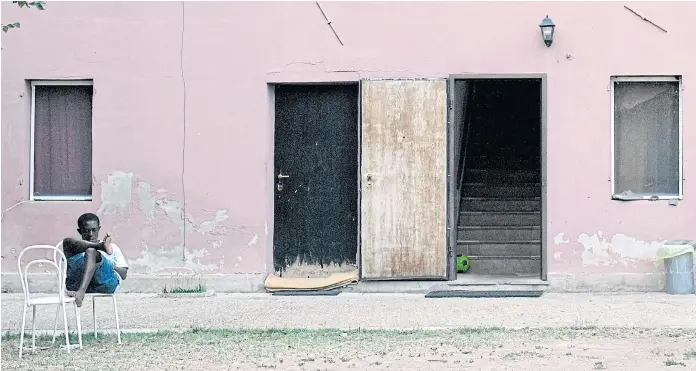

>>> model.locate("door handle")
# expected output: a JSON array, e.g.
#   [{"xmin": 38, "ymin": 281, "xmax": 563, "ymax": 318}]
[{"xmin": 278, "ymin": 173, "xmax": 290, "ymax": 179}]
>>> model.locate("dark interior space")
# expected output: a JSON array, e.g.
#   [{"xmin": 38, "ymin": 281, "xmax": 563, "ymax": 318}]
[
  {"xmin": 455, "ymin": 79, "xmax": 542, "ymax": 277},
  {"xmin": 273, "ymin": 84, "xmax": 359, "ymax": 274}
]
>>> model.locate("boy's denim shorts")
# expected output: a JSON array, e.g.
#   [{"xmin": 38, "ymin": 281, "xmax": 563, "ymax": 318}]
[{"xmin": 65, "ymin": 252, "xmax": 120, "ymax": 294}]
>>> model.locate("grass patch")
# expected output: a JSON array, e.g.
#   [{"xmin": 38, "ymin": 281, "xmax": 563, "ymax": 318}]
[
  {"xmin": 4, "ymin": 327, "xmax": 695, "ymax": 343},
  {"xmin": 3, "ymin": 327, "xmax": 696, "ymax": 371},
  {"xmin": 162, "ymin": 275, "xmax": 207, "ymax": 294},
  {"xmin": 162, "ymin": 285, "xmax": 206, "ymax": 294},
  {"xmin": 684, "ymin": 349, "xmax": 696, "ymax": 360}
]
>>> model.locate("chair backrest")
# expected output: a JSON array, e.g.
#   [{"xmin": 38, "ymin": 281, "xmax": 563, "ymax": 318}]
[
  {"xmin": 53, "ymin": 240, "xmax": 64, "ymax": 265},
  {"xmin": 17, "ymin": 245, "xmax": 68, "ymax": 304}
]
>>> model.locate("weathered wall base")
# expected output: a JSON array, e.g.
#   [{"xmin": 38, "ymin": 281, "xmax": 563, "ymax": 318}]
[
  {"xmin": 1, "ymin": 273, "xmax": 266, "ymax": 294},
  {"xmin": 546, "ymin": 273, "xmax": 666, "ymax": 293},
  {"xmin": 2, "ymin": 272, "xmax": 672, "ymax": 293}
]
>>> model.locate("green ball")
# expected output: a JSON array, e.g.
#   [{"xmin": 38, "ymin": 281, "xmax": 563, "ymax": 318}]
[{"xmin": 456, "ymin": 255, "xmax": 471, "ymax": 273}]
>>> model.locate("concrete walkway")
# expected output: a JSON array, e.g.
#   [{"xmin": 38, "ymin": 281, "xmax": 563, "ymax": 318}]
[{"xmin": 2, "ymin": 293, "xmax": 695, "ymax": 333}]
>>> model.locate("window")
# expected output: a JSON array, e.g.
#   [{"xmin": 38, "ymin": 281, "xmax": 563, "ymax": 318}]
[
  {"xmin": 31, "ymin": 81, "xmax": 93, "ymax": 201},
  {"xmin": 611, "ymin": 76, "xmax": 682, "ymax": 200}
]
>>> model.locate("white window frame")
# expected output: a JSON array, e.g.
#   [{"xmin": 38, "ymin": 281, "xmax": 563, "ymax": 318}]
[
  {"xmin": 610, "ymin": 75, "xmax": 683, "ymax": 200},
  {"xmin": 30, "ymin": 80, "xmax": 94, "ymax": 201}
]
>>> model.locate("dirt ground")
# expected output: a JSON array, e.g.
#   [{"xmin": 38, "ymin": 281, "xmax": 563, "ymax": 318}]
[
  {"xmin": 4, "ymin": 293, "xmax": 696, "ymax": 332},
  {"xmin": 3, "ymin": 327, "xmax": 696, "ymax": 370}
]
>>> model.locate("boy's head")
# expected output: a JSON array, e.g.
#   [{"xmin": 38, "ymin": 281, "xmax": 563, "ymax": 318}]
[{"xmin": 77, "ymin": 213, "xmax": 101, "ymax": 242}]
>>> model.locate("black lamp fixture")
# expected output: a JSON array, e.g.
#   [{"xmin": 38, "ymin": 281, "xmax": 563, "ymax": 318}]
[{"xmin": 539, "ymin": 15, "xmax": 556, "ymax": 47}]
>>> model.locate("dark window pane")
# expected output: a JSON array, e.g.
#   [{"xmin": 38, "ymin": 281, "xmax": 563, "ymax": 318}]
[
  {"xmin": 33, "ymin": 85, "xmax": 93, "ymax": 197},
  {"xmin": 614, "ymin": 81, "xmax": 679, "ymax": 195}
]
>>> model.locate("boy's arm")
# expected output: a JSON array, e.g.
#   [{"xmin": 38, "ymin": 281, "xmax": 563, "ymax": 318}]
[{"xmin": 62, "ymin": 238, "xmax": 107, "ymax": 257}]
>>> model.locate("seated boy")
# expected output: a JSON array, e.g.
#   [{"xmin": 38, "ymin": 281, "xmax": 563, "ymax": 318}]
[{"xmin": 62, "ymin": 213, "xmax": 129, "ymax": 307}]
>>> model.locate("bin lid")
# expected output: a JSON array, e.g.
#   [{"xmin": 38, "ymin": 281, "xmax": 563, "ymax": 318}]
[{"xmin": 658, "ymin": 240, "xmax": 696, "ymax": 260}]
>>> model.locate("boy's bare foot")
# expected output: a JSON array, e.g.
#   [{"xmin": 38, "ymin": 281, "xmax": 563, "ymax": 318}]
[
  {"xmin": 66, "ymin": 291, "xmax": 85, "ymax": 307},
  {"xmin": 103, "ymin": 232, "xmax": 113, "ymax": 248}
]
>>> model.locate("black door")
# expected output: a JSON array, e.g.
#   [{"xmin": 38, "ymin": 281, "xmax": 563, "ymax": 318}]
[{"xmin": 273, "ymin": 84, "xmax": 359, "ymax": 273}]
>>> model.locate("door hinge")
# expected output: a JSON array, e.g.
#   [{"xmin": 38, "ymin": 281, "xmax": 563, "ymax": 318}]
[{"xmin": 448, "ymin": 98, "xmax": 453, "ymax": 111}]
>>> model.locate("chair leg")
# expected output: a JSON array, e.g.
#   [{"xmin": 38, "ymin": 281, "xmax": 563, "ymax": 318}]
[
  {"xmin": 74, "ymin": 304, "xmax": 83, "ymax": 349},
  {"xmin": 18, "ymin": 305, "xmax": 27, "ymax": 359},
  {"xmin": 51, "ymin": 305, "xmax": 60, "ymax": 344},
  {"xmin": 31, "ymin": 305, "xmax": 36, "ymax": 353},
  {"xmin": 61, "ymin": 303, "xmax": 71, "ymax": 353},
  {"xmin": 93, "ymin": 297, "xmax": 97, "ymax": 339},
  {"xmin": 113, "ymin": 296, "xmax": 122, "ymax": 344}
]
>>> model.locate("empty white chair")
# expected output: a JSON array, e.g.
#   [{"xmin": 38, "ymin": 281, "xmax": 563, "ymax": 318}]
[
  {"xmin": 84, "ymin": 293, "xmax": 122, "ymax": 344},
  {"xmin": 17, "ymin": 245, "xmax": 83, "ymax": 358},
  {"xmin": 52, "ymin": 241, "xmax": 122, "ymax": 344}
]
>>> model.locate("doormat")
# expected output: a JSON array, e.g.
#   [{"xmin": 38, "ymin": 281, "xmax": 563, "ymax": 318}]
[
  {"xmin": 425, "ymin": 290, "xmax": 544, "ymax": 298},
  {"xmin": 271, "ymin": 290, "xmax": 341, "ymax": 296}
]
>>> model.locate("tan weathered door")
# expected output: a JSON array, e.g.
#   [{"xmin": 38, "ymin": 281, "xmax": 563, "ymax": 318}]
[{"xmin": 360, "ymin": 79, "xmax": 449, "ymax": 280}]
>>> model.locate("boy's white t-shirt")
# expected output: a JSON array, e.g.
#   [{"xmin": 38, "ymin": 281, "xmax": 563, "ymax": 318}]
[
  {"xmin": 100, "ymin": 243, "xmax": 128, "ymax": 284},
  {"xmin": 100, "ymin": 243, "xmax": 128, "ymax": 269}
]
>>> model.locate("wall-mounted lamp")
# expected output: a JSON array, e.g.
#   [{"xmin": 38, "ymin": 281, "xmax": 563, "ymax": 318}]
[{"xmin": 539, "ymin": 16, "xmax": 556, "ymax": 47}]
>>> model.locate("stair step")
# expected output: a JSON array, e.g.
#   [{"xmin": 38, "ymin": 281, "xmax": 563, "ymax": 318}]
[
  {"xmin": 466, "ymin": 258, "xmax": 541, "ymax": 275},
  {"xmin": 469, "ymin": 256, "xmax": 541, "ymax": 260},
  {"xmin": 467, "ymin": 157, "xmax": 540, "ymax": 167},
  {"xmin": 470, "ymin": 129, "xmax": 541, "ymax": 138},
  {"xmin": 467, "ymin": 151, "xmax": 540, "ymax": 159},
  {"xmin": 469, "ymin": 145, "xmax": 541, "ymax": 153},
  {"xmin": 471, "ymin": 136, "xmax": 539, "ymax": 142},
  {"xmin": 466, "ymin": 169, "xmax": 540, "ymax": 183},
  {"xmin": 458, "ymin": 226, "xmax": 540, "ymax": 241},
  {"xmin": 468, "ymin": 153, "xmax": 540, "ymax": 160},
  {"xmin": 468, "ymin": 147, "xmax": 540, "ymax": 155},
  {"xmin": 461, "ymin": 198, "xmax": 541, "ymax": 212},
  {"xmin": 459, "ymin": 240, "xmax": 541, "ymax": 244},
  {"xmin": 459, "ymin": 211, "xmax": 541, "ymax": 226},
  {"xmin": 466, "ymin": 163, "xmax": 539, "ymax": 172},
  {"xmin": 457, "ymin": 242, "xmax": 541, "ymax": 257},
  {"xmin": 462, "ymin": 184, "xmax": 541, "ymax": 198}
]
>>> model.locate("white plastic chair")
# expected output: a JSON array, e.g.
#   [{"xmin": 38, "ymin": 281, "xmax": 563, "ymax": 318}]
[
  {"xmin": 52, "ymin": 241, "xmax": 122, "ymax": 344},
  {"xmin": 17, "ymin": 245, "xmax": 83, "ymax": 358}
]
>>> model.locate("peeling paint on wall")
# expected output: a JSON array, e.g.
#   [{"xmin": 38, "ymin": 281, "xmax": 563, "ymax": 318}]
[
  {"xmin": 98, "ymin": 171, "xmax": 134, "ymax": 215},
  {"xmin": 198, "ymin": 209, "xmax": 229, "ymax": 234},
  {"xmin": 129, "ymin": 243, "xmax": 218, "ymax": 274},
  {"xmin": 280, "ymin": 259, "xmax": 358, "ymax": 278},
  {"xmin": 137, "ymin": 181, "xmax": 157, "ymax": 219},
  {"xmin": 578, "ymin": 232, "xmax": 663, "ymax": 266},
  {"xmin": 247, "ymin": 233, "xmax": 258, "ymax": 247},
  {"xmin": 157, "ymin": 199, "xmax": 194, "ymax": 236},
  {"xmin": 95, "ymin": 172, "xmax": 260, "ymax": 274},
  {"xmin": 554, "ymin": 233, "xmax": 569, "ymax": 245}
]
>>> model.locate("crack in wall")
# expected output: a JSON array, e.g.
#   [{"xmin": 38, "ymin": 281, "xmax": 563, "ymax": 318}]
[{"xmin": 265, "ymin": 60, "xmax": 427, "ymax": 78}]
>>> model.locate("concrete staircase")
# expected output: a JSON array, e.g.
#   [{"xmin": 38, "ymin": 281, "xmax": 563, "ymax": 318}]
[{"xmin": 456, "ymin": 80, "xmax": 542, "ymax": 276}]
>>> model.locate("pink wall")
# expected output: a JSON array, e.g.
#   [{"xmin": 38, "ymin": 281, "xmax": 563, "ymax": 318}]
[{"xmin": 2, "ymin": 2, "xmax": 694, "ymax": 281}]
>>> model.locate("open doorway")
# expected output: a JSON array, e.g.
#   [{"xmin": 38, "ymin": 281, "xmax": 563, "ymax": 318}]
[
  {"xmin": 451, "ymin": 77, "xmax": 544, "ymax": 279},
  {"xmin": 272, "ymin": 84, "xmax": 360, "ymax": 277}
]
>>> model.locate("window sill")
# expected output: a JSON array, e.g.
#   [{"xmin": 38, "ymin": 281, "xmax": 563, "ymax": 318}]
[
  {"xmin": 612, "ymin": 193, "xmax": 682, "ymax": 201},
  {"xmin": 31, "ymin": 195, "xmax": 93, "ymax": 202}
]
